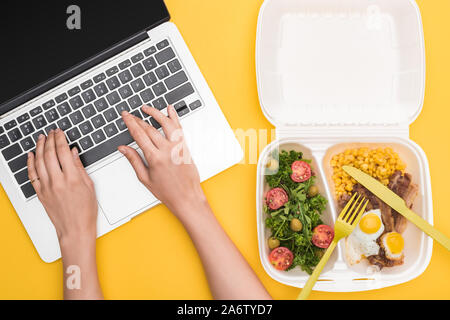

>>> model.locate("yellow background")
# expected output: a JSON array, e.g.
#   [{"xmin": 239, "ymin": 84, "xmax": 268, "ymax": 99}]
[{"xmin": 1, "ymin": 0, "xmax": 449, "ymax": 300}]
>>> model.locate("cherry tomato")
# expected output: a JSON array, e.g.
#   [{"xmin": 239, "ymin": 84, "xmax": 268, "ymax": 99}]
[
  {"xmin": 312, "ymin": 225, "xmax": 335, "ymax": 249},
  {"xmin": 291, "ymin": 161, "xmax": 312, "ymax": 183},
  {"xmin": 269, "ymin": 247, "xmax": 294, "ymax": 271},
  {"xmin": 265, "ymin": 188, "xmax": 289, "ymax": 210}
]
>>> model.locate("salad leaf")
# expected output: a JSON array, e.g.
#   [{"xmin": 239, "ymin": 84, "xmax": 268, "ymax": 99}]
[
  {"xmin": 266, "ymin": 150, "xmax": 305, "ymax": 190},
  {"xmin": 265, "ymin": 150, "xmax": 328, "ymax": 275}
]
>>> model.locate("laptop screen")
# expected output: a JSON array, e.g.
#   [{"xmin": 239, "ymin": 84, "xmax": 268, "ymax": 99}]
[{"xmin": 0, "ymin": 0, "xmax": 169, "ymax": 108}]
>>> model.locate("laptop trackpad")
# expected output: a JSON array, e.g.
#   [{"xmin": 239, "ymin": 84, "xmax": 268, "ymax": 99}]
[{"xmin": 90, "ymin": 155, "xmax": 158, "ymax": 225}]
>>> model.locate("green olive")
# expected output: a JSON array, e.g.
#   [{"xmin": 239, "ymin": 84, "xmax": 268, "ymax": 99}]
[
  {"xmin": 308, "ymin": 185, "xmax": 319, "ymax": 198},
  {"xmin": 268, "ymin": 237, "xmax": 280, "ymax": 250},
  {"xmin": 290, "ymin": 218, "xmax": 303, "ymax": 232},
  {"xmin": 265, "ymin": 159, "xmax": 279, "ymax": 172},
  {"xmin": 315, "ymin": 248, "xmax": 325, "ymax": 258}
]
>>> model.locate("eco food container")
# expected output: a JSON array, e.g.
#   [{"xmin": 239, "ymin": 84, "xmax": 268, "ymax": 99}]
[{"xmin": 256, "ymin": 0, "xmax": 433, "ymax": 292}]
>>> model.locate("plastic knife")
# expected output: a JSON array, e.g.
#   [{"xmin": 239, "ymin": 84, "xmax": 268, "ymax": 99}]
[{"xmin": 343, "ymin": 166, "xmax": 450, "ymax": 251}]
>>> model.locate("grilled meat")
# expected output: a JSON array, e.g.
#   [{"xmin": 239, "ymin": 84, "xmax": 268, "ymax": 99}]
[
  {"xmin": 338, "ymin": 170, "xmax": 418, "ymax": 269},
  {"xmin": 388, "ymin": 171, "xmax": 419, "ymax": 233}
]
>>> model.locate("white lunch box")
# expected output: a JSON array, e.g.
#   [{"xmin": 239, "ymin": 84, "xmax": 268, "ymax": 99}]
[{"xmin": 256, "ymin": 0, "xmax": 433, "ymax": 292}]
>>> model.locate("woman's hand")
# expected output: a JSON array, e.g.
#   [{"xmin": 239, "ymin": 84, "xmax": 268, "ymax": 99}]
[
  {"xmin": 119, "ymin": 106, "xmax": 271, "ymax": 300},
  {"xmin": 27, "ymin": 129, "xmax": 98, "ymax": 244},
  {"xmin": 119, "ymin": 105, "xmax": 206, "ymax": 220},
  {"xmin": 27, "ymin": 129, "xmax": 102, "ymax": 300}
]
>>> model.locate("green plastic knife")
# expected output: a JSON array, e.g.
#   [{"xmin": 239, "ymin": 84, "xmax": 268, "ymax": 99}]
[{"xmin": 343, "ymin": 166, "xmax": 450, "ymax": 251}]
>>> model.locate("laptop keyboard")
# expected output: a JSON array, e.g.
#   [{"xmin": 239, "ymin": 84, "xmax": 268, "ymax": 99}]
[{"xmin": 0, "ymin": 39, "xmax": 203, "ymax": 199}]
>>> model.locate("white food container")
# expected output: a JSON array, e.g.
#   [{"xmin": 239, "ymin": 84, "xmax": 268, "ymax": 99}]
[{"xmin": 256, "ymin": 0, "xmax": 433, "ymax": 292}]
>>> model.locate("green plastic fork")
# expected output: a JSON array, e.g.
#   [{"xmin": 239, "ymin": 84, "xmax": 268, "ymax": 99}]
[{"xmin": 297, "ymin": 193, "xmax": 369, "ymax": 300}]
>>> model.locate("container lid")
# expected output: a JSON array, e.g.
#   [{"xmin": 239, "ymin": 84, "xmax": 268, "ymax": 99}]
[{"xmin": 256, "ymin": 0, "xmax": 425, "ymax": 127}]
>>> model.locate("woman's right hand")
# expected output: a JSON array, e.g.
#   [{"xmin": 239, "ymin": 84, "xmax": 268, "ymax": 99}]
[
  {"xmin": 120, "ymin": 105, "xmax": 272, "ymax": 300},
  {"xmin": 118, "ymin": 105, "xmax": 207, "ymax": 219}
]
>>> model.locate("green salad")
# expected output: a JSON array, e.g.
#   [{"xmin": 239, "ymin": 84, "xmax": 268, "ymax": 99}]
[{"xmin": 264, "ymin": 150, "xmax": 331, "ymax": 275}]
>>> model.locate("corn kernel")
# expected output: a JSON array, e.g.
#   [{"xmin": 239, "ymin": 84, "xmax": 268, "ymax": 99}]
[{"xmin": 331, "ymin": 147, "xmax": 406, "ymax": 198}]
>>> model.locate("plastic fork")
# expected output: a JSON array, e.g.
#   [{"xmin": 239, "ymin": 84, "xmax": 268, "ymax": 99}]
[{"xmin": 297, "ymin": 193, "xmax": 369, "ymax": 300}]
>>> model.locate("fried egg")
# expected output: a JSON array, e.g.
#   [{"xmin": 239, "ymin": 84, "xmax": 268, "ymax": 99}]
[
  {"xmin": 380, "ymin": 232, "xmax": 405, "ymax": 261},
  {"xmin": 345, "ymin": 209, "xmax": 385, "ymax": 265}
]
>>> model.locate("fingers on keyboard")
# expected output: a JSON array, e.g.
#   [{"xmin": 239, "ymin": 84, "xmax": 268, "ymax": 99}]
[{"xmin": 3, "ymin": 39, "xmax": 202, "ymax": 199}]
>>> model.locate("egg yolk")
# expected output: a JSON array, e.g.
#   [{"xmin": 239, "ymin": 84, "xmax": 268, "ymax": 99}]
[
  {"xmin": 359, "ymin": 213, "xmax": 381, "ymax": 234},
  {"xmin": 385, "ymin": 232, "xmax": 404, "ymax": 254}
]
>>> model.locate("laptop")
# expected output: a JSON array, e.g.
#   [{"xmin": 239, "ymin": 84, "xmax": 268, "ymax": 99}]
[{"xmin": 0, "ymin": 0, "xmax": 243, "ymax": 263}]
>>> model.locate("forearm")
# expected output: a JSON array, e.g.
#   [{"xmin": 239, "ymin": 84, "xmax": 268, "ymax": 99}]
[
  {"xmin": 174, "ymin": 196, "xmax": 272, "ymax": 300},
  {"xmin": 60, "ymin": 235, "xmax": 103, "ymax": 300}
]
